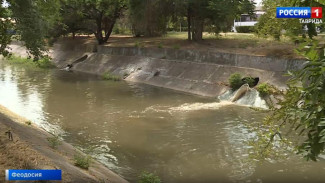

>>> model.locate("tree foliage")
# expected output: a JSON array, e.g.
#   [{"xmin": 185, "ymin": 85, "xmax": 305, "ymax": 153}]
[
  {"xmin": 186, "ymin": 0, "xmax": 255, "ymax": 41},
  {"xmin": 77, "ymin": 0, "xmax": 127, "ymax": 44},
  {"xmin": 129, "ymin": 0, "xmax": 174, "ymax": 37},
  {"xmin": 256, "ymin": 0, "xmax": 325, "ymax": 40},
  {"xmin": 7, "ymin": 0, "xmax": 60, "ymax": 59},
  {"xmin": 0, "ymin": 0, "xmax": 12, "ymax": 57},
  {"xmin": 257, "ymin": 40, "xmax": 325, "ymax": 161}
]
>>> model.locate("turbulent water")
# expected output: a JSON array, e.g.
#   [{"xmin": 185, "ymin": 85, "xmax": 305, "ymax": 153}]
[
  {"xmin": 1, "ymin": 61, "xmax": 325, "ymax": 183},
  {"xmin": 218, "ymin": 88, "xmax": 268, "ymax": 109}
]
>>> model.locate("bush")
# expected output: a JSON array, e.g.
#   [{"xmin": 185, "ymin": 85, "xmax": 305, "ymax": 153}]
[
  {"xmin": 256, "ymin": 83, "xmax": 272, "ymax": 97},
  {"xmin": 7, "ymin": 55, "xmax": 54, "ymax": 68},
  {"xmin": 138, "ymin": 171, "xmax": 161, "ymax": 183},
  {"xmin": 229, "ymin": 73, "xmax": 244, "ymax": 90},
  {"xmin": 102, "ymin": 72, "xmax": 121, "ymax": 81},
  {"xmin": 236, "ymin": 26, "xmax": 255, "ymax": 33},
  {"xmin": 47, "ymin": 135, "xmax": 62, "ymax": 149},
  {"xmin": 36, "ymin": 56, "xmax": 54, "ymax": 68},
  {"xmin": 242, "ymin": 77, "xmax": 256, "ymax": 87},
  {"xmin": 25, "ymin": 121, "xmax": 32, "ymax": 125},
  {"xmin": 74, "ymin": 154, "xmax": 92, "ymax": 170},
  {"xmin": 256, "ymin": 83, "xmax": 282, "ymax": 97}
]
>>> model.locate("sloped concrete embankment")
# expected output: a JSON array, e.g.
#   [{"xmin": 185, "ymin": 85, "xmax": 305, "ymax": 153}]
[{"xmin": 12, "ymin": 41, "xmax": 307, "ymax": 97}]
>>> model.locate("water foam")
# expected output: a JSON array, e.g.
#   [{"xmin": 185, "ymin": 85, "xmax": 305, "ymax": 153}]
[{"xmin": 169, "ymin": 101, "xmax": 233, "ymax": 111}]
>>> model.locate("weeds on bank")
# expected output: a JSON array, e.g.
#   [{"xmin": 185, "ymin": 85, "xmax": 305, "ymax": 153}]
[
  {"xmin": 102, "ymin": 72, "xmax": 121, "ymax": 81},
  {"xmin": 256, "ymin": 83, "xmax": 282, "ymax": 97},
  {"xmin": 74, "ymin": 153, "xmax": 92, "ymax": 170},
  {"xmin": 47, "ymin": 135, "xmax": 62, "ymax": 149},
  {"xmin": 135, "ymin": 41, "xmax": 144, "ymax": 48},
  {"xmin": 6, "ymin": 55, "xmax": 54, "ymax": 69},
  {"xmin": 228, "ymin": 73, "xmax": 259, "ymax": 90},
  {"xmin": 25, "ymin": 121, "xmax": 32, "ymax": 125},
  {"xmin": 138, "ymin": 171, "xmax": 161, "ymax": 183}
]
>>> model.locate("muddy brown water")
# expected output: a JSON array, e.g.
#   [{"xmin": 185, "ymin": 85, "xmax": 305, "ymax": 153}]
[{"xmin": 1, "ymin": 61, "xmax": 325, "ymax": 183}]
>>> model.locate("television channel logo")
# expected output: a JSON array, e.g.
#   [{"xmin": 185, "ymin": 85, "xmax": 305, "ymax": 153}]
[{"xmin": 276, "ymin": 7, "xmax": 322, "ymax": 19}]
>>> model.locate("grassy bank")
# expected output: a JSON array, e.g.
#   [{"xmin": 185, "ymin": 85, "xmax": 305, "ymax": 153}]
[
  {"xmin": 107, "ymin": 32, "xmax": 301, "ymax": 58},
  {"xmin": 5, "ymin": 55, "xmax": 55, "ymax": 69}
]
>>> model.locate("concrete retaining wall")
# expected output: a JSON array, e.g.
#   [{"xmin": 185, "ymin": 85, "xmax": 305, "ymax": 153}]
[
  {"xmin": 9, "ymin": 41, "xmax": 307, "ymax": 97},
  {"xmin": 97, "ymin": 46, "xmax": 305, "ymax": 72}
]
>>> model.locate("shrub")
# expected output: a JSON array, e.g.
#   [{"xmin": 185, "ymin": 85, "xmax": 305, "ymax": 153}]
[
  {"xmin": 138, "ymin": 171, "xmax": 161, "ymax": 183},
  {"xmin": 236, "ymin": 26, "xmax": 255, "ymax": 33},
  {"xmin": 229, "ymin": 73, "xmax": 244, "ymax": 90},
  {"xmin": 242, "ymin": 77, "xmax": 256, "ymax": 87},
  {"xmin": 256, "ymin": 83, "xmax": 272, "ymax": 97},
  {"xmin": 36, "ymin": 56, "xmax": 54, "ymax": 68},
  {"xmin": 102, "ymin": 72, "xmax": 121, "ymax": 81},
  {"xmin": 25, "ymin": 121, "xmax": 32, "ymax": 125},
  {"xmin": 256, "ymin": 83, "xmax": 282, "ymax": 97},
  {"xmin": 47, "ymin": 135, "xmax": 62, "ymax": 149},
  {"xmin": 74, "ymin": 154, "xmax": 91, "ymax": 170},
  {"xmin": 7, "ymin": 55, "xmax": 54, "ymax": 68}
]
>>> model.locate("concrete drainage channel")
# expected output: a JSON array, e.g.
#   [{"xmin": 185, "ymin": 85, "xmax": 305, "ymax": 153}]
[{"xmin": 11, "ymin": 41, "xmax": 307, "ymax": 97}]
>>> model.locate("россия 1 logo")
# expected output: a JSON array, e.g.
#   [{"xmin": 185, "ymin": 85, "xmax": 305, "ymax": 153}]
[{"xmin": 276, "ymin": 7, "xmax": 322, "ymax": 24}]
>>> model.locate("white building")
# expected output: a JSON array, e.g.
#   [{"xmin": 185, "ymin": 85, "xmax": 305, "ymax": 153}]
[{"xmin": 233, "ymin": 0, "xmax": 264, "ymax": 32}]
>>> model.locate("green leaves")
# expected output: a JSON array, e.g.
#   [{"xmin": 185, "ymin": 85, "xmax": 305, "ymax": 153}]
[
  {"xmin": 7, "ymin": 0, "xmax": 61, "ymax": 59},
  {"xmin": 256, "ymin": 0, "xmax": 325, "ymax": 40},
  {"xmin": 0, "ymin": 0, "xmax": 13, "ymax": 57},
  {"xmin": 265, "ymin": 39, "xmax": 325, "ymax": 161}
]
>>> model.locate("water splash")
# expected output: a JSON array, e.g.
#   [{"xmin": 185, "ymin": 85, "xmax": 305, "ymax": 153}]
[
  {"xmin": 218, "ymin": 88, "xmax": 268, "ymax": 109},
  {"xmin": 169, "ymin": 101, "xmax": 233, "ymax": 111}
]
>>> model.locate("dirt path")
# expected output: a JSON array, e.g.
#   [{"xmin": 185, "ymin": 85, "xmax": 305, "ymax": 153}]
[{"xmin": 0, "ymin": 105, "xmax": 128, "ymax": 183}]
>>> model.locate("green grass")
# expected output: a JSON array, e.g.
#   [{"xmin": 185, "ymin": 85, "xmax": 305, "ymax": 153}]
[
  {"xmin": 102, "ymin": 72, "xmax": 121, "ymax": 81},
  {"xmin": 47, "ymin": 135, "xmax": 62, "ymax": 149},
  {"xmin": 6, "ymin": 55, "xmax": 54, "ymax": 69},
  {"xmin": 138, "ymin": 171, "xmax": 161, "ymax": 183},
  {"xmin": 74, "ymin": 154, "xmax": 92, "ymax": 170}
]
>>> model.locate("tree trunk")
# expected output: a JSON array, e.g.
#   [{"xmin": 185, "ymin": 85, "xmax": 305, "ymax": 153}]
[
  {"xmin": 72, "ymin": 32, "xmax": 75, "ymax": 39},
  {"xmin": 95, "ymin": 14, "xmax": 105, "ymax": 45},
  {"xmin": 103, "ymin": 20, "xmax": 116, "ymax": 43},
  {"xmin": 187, "ymin": 8, "xmax": 192, "ymax": 41},
  {"xmin": 192, "ymin": 18, "xmax": 203, "ymax": 41}
]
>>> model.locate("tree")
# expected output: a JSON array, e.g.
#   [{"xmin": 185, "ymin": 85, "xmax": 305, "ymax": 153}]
[
  {"xmin": 0, "ymin": 0, "xmax": 12, "ymax": 57},
  {"xmin": 252, "ymin": 0, "xmax": 325, "ymax": 160},
  {"xmin": 128, "ymin": 0, "xmax": 174, "ymax": 37},
  {"xmin": 59, "ymin": 0, "xmax": 87, "ymax": 39},
  {"xmin": 7, "ymin": 0, "xmax": 60, "ymax": 59},
  {"xmin": 179, "ymin": 0, "xmax": 255, "ymax": 41},
  {"xmin": 79, "ymin": 0, "xmax": 127, "ymax": 44},
  {"xmin": 256, "ymin": 0, "xmax": 324, "ymax": 40}
]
